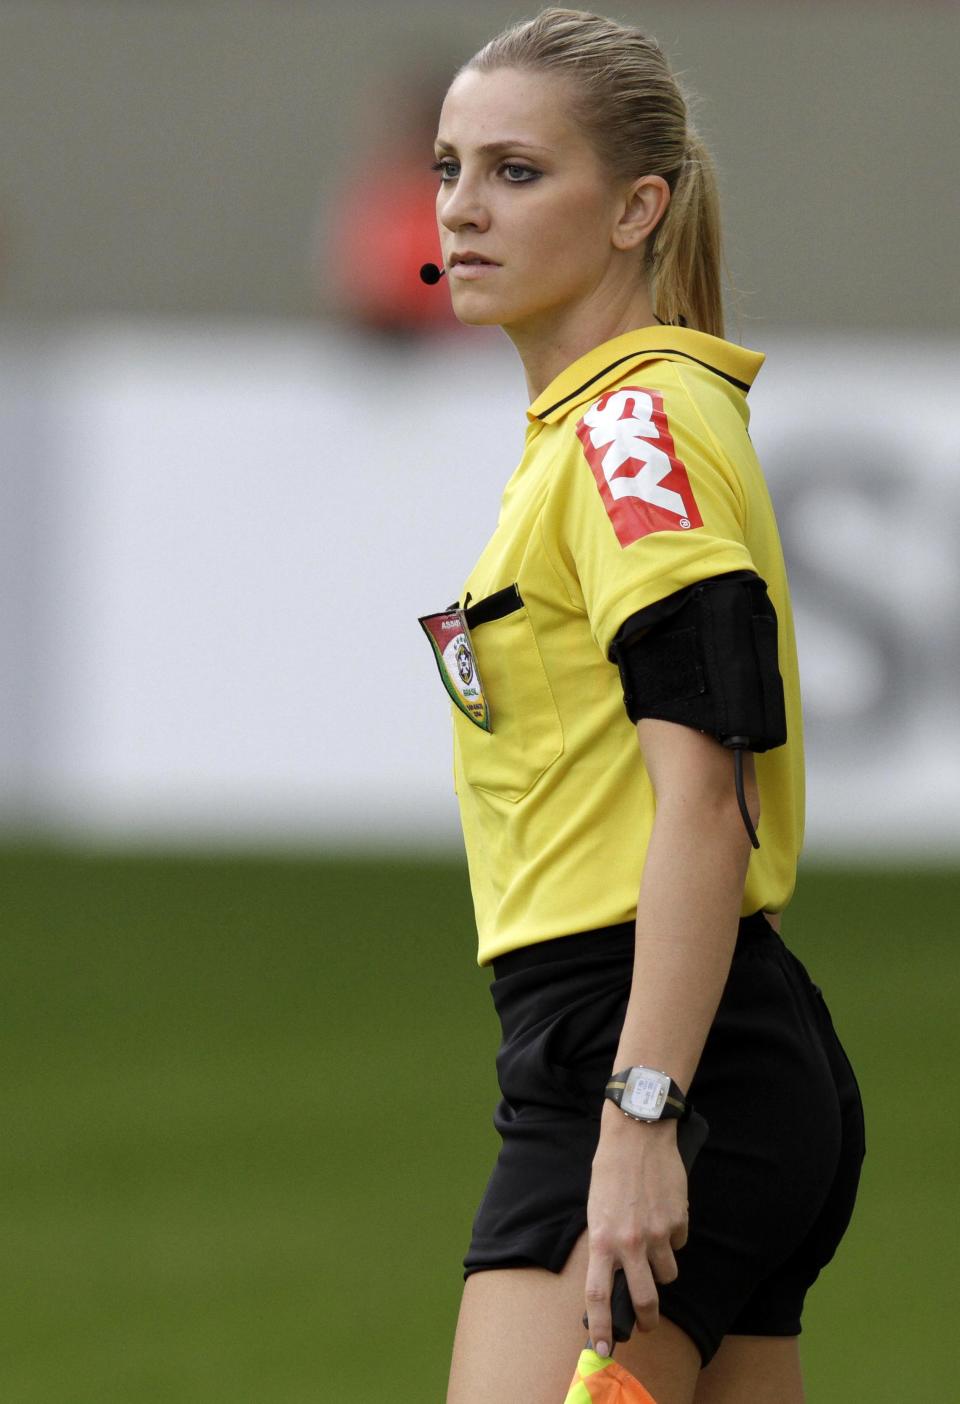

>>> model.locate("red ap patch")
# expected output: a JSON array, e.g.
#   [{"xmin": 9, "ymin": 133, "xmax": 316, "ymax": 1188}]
[{"xmin": 575, "ymin": 386, "xmax": 702, "ymax": 547}]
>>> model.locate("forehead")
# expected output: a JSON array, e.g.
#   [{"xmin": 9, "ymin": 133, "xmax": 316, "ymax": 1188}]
[{"xmin": 436, "ymin": 67, "xmax": 585, "ymax": 154}]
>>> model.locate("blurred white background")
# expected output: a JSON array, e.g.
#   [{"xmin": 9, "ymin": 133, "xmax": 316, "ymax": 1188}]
[{"xmin": 1, "ymin": 1, "xmax": 957, "ymax": 856}]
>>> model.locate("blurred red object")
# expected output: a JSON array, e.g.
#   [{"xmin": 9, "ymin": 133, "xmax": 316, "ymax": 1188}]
[
  {"xmin": 316, "ymin": 68, "xmax": 463, "ymax": 335},
  {"xmin": 325, "ymin": 169, "xmax": 458, "ymax": 334}
]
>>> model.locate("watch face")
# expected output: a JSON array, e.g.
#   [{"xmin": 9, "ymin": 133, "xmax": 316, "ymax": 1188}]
[{"xmin": 622, "ymin": 1067, "xmax": 670, "ymax": 1120}]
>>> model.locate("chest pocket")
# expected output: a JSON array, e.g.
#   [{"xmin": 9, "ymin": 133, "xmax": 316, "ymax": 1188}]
[{"xmin": 455, "ymin": 585, "xmax": 564, "ymax": 802}]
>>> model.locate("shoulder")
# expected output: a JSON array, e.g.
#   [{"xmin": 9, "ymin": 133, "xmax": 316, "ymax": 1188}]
[
  {"xmin": 555, "ymin": 354, "xmax": 747, "ymax": 468},
  {"xmin": 549, "ymin": 365, "xmax": 694, "ymax": 487},
  {"xmin": 554, "ymin": 359, "xmax": 740, "ymax": 497}
]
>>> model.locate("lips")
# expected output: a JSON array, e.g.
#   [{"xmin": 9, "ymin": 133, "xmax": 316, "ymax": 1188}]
[
  {"xmin": 450, "ymin": 252, "xmax": 500, "ymax": 267},
  {"xmin": 448, "ymin": 252, "xmax": 501, "ymax": 281}
]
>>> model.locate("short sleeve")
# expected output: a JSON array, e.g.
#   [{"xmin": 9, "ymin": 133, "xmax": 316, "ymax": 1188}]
[{"xmin": 544, "ymin": 372, "xmax": 758, "ymax": 657}]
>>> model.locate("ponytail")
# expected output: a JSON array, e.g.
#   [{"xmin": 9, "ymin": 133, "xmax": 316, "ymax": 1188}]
[
  {"xmin": 465, "ymin": 8, "xmax": 727, "ymax": 340},
  {"xmin": 652, "ymin": 130, "xmax": 724, "ymax": 339}
]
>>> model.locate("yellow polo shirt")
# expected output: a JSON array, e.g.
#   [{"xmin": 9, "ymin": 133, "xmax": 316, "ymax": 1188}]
[{"xmin": 448, "ymin": 326, "xmax": 805, "ymax": 966}]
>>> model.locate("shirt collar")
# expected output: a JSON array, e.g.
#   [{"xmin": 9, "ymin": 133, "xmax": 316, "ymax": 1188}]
[{"xmin": 526, "ymin": 325, "xmax": 765, "ymax": 424}]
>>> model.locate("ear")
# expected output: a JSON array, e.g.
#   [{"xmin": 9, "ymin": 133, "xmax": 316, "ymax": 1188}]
[{"xmin": 612, "ymin": 174, "xmax": 671, "ymax": 254}]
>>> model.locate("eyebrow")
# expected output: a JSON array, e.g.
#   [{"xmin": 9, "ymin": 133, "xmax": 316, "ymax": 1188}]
[{"xmin": 433, "ymin": 138, "xmax": 552, "ymax": 157}]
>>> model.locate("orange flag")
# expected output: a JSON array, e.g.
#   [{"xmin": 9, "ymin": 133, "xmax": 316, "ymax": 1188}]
[{"xmin": 563, "ymin": 1347, "xmax": 657, "ymax": 1402}]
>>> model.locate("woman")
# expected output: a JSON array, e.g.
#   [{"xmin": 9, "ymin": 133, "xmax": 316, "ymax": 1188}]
[{"xmin": 419, "ymin": 10, "xmax": 865, "ymax": 1403}]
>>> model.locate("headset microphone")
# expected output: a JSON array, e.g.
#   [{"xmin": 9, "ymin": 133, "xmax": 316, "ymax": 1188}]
[{"xmin": 419, "ymin": 262, "xmax": 446, "ymax": 285}]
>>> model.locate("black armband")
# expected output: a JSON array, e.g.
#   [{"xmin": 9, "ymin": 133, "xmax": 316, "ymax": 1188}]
[{"xmin": 609, "ymin": 571, "xmax": 788, "ymax": 847}]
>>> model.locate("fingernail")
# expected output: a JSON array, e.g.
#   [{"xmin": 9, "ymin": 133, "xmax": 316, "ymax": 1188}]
[{"xmin": 596, "ymin": 1340, "xmax": 610, "ymax": 1357}]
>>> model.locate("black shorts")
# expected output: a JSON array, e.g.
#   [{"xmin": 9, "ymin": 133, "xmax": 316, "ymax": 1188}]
[{"xmin": 463, "ymin": 912, "xmax": 866, "ymax": 1368}]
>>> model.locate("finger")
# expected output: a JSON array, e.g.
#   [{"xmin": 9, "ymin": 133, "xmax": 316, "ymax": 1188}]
[
  {"xmin": 653, "ymin": 1201, "xmax": 689, "ymax": 1278},
  {"xmin": 584, "ymin": 1245, "xmax": 615, "ymax": 1357},
  {"xmin": 624, "ymin": 1257, "xmax": 660, "ymax": 1334},
  {"xmin": 649, "ymin": 1241, "xmax": 679, "ymax": 1285}
]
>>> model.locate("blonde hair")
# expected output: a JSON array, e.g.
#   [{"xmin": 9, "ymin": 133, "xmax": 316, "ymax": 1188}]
[{"xmin": 462, "ymin": 7, "xmax": 725, "ymax": 338}]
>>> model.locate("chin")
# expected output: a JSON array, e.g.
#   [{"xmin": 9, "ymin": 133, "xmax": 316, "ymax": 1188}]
[{"xmin": 450, "ymin": 291, "xmax": 539, "ymax": 329}]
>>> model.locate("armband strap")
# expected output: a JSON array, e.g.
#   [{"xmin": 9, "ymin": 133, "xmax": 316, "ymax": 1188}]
[{"xmin": 609, "ymin": 571, "xmax": 788, "ymax": 847}]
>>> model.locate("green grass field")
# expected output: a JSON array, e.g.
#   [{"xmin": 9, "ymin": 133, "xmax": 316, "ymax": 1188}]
[{"xmin": 1, "ymin": 846, "xmax": 955, "ymax": 1401}]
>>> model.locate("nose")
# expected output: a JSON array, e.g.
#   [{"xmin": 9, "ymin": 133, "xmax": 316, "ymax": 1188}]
[{"xmin": 437, "ymin": 169, "xmax": 491, "ymax": 235}]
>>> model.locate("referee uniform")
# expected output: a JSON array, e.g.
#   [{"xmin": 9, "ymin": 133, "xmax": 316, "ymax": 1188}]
[{"xmin": 429, "ymin": 325, "xmax": 865, "ymax": 1366}]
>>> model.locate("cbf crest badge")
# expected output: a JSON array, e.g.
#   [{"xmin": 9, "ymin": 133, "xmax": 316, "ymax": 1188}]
[{"xmin": 418, "ymin": 606, "xmax": 491, "ymax": 731}]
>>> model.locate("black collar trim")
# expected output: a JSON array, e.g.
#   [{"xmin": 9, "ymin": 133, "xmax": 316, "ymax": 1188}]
[{"xmin": 536, "ymin": 348, "xmax": 752, "ymax": 420}]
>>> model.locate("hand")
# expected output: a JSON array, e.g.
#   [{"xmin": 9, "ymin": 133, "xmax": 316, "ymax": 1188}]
[{"xmin": 584, "ymin": 1104, "xmax": 689, "ymax": 1356}]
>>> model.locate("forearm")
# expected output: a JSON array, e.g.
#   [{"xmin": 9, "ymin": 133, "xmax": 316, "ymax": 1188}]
[
  {"xmin": 610, "ymin": 791, "xmax": 753, "ymax": 1094},
  {"xmin": 584, "ymin": 726, "xmax": 759, "ymax": 1349}
]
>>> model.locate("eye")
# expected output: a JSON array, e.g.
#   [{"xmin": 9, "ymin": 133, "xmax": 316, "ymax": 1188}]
[
  {"xmin": 430, "ymin": 159, "xmax": 459, "ymax": 182},
  {"xmin": 500, "ymin": 163, "xmax": 540, "ymax": 183}
]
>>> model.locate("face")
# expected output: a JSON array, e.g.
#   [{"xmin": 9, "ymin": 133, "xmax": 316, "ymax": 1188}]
[{"xmin": 434, "ymin": 67, "xmax": 639, "ymax": 334}]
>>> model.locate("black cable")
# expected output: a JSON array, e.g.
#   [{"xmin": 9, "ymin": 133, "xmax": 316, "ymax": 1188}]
[{"xmin": 733, "ymin": 746, "xmax": 760, "ymax": 849}]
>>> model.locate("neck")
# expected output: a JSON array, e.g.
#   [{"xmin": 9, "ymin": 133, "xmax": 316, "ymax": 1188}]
[{"xmin": 505, "ymin": 283, "xmax": 659, "ymax": 403}]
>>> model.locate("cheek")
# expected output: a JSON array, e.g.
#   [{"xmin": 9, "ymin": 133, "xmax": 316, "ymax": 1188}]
[{"xmin": 513, "ymin": 200, "xmax": 606, "ymax": 288}]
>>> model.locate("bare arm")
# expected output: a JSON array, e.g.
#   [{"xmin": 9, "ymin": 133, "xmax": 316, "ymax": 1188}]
[{"xmin": 584, "ymin": 717, "xmax": 759, "ymax": 1357}]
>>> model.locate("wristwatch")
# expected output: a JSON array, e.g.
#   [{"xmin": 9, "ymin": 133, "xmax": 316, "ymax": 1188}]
[{"xmin": 604, "ymin": 1066, "xmax": 690, "ymax": 1123}]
